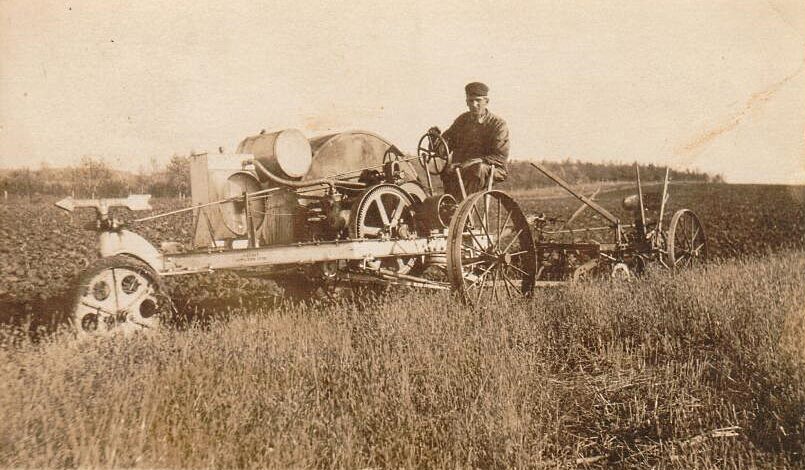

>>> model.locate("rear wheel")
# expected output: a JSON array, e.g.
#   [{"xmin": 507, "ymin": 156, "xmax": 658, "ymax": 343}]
[
  {"xmin": 667, "ymin": 209, "xmax": 707, "ymax": 268},
  {"xmin": 69, "ymin": 255, "xmax": 174, "ymax": 337},
  {"xmin": 446, "ymin": 190, "xmax": 536, "ymax": 307}
]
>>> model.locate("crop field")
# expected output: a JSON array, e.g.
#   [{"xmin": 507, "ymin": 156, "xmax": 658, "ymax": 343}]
[{"xmin": 0, "ymin": 181, "xmax": 804, "ymax": 467}]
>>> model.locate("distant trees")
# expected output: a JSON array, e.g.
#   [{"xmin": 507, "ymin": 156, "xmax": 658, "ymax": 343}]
[
  {"xmin": 165, "ymin": 154, "xmax": 191, "ymax": 198},
  {"xmin": 498, "ymin": 159, "xmax": 715, "ymax": 191},
  {"xmin": 0, "ymin": 155, "xmax": 718, "ymax": 198},
  {"xmin": 0, "ymin": 154, "xmax": 194, "ymax": 198},
  {"xmin": 2, "ymin": 168, "xmax": 35, "ymax": 197},
  {"xmin": 72, "ymin": 156, "xmax": 128, "ymax": 198}
]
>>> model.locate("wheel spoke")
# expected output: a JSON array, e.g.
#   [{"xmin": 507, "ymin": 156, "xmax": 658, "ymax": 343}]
[
  {"xmin": 507, "ymin": 263, "xmax": 530, "ymax": 278},
  {"xmin": 79, "ymin": 301, "xmax": 115, "ymax": 316},
  {"xmin": 483, "ymin": 193, "xmax": 491, "ymax": 232},
  {"xmin": 389, "ymin": 197, "xmax": 405, "ymax": 226},
  {"xmin": 689, "ymin": 216, "xmax": 695, "ymax": 243},
  {"xmin": 473, "ymin": 263, "xmax": 496, "ymax": 305},
  {"xmin": 493, "ymin": 210, "xmax": 513, "ymax": 251},
  {"xmin": 467, "ymin": 261, "xmax": 496, "ymax": 290},
  {"xmin": 501, "ymin": 268, "xmax": 514, "ymax": 300},
  {"xmin": 463, "ymin": 257, "xmax": 490, "ymax": 267},
  {"xmin": 503, "ymin": 268, "xmax": 522, "ymax": 296},
  {"xmin": 374, "ymin": 197, "xmax": 391, "ymax": 226},
  {"xmin": 475, "ymin": 270, "xmax": 488, "ymax": 304},
  {"xmin": 500, "ymin": 228, "xmax": 524, "ymax": 255},
  {"xmin": 471, "ymin": 203, "xmax": 494, "ymax": 248},
  {"xmin": 111, "ymin": 268, "xmax": 120, "ymax": 313},
  {"xmin": 691, "ymin": 223, "xmax": 699, "ymax": 245},
  {"xmin": 490, "ymin": 267, "xmax": 500, "ymax": 304},
  {"xmin": 674, "ymin": 253, "xmax": 689, "ymax": 266},
  {"xmin": 461, "ymin": 242, "xmax": 486, "ymax": 256},
  {"xmin": 508, "ymin": 250, "xmax": 529, "ymax": 258},
  {"xmin": 496, "ymin": 197, "xmax": 502, "ymax": 240},
  {"xmin": 466, "ymin": 229, "xmax": 490, "ymax": 253}
]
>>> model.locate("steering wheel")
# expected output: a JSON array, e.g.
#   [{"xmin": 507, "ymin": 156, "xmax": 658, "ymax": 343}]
[{"xmin": 417, "ymin": 131, "xmax": 452, "ymax": 175}]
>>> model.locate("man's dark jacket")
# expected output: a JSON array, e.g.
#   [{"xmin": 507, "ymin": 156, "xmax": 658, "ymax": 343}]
[{"xmin": 442, "ymin": 110, "xmax": 510, "ymax": 168}]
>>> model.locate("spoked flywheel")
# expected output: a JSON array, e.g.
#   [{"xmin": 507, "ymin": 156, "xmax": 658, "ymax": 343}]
[
  {"xmin": 446, "ymin": 190, "xmax": 537, "ymax": 306},
  {"xmin": 70, "ymin": 255, "xmax": 174, "ymax": 337},
  {"xmin": 349, "ymin": 183, "xmax": 419, "ymax": 274},
  {"xmin": 667, "ymin": 208, "xmax": 708, "ymax": 268}
]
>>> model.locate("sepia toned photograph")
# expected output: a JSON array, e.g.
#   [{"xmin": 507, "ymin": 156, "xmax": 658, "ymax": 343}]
[{"xmin": 1, "ymin": 0, "xmax": 803, "ymax": 467}]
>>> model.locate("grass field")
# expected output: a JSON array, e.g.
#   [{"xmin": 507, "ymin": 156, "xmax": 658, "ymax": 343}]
[{"xmin": 2, "ymin": 251, "xmax": 803, "ymax": 468}]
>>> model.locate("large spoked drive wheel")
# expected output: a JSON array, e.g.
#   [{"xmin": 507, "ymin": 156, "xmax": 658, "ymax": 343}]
[
  {"xmin": 667, "ymin": 209, "xmax": 707, "ymax": 268},
  {"xmin": 70, "ymin": 255, "xmax": 174, "ymax": 337},
  {"xmin": 446, "ymin": 190, "xmax": 537, "ymax": 306}
]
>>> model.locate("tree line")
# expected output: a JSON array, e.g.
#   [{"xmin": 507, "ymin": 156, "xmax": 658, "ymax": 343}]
[
  {"xmin": 498, "ymin": 159, "xmax": 718, "ymax": 191},
  {"xmin": 0, "ymin": 155, "xmax": 191, "ymax": 198},
  {"xmin": 0, "ymin": 155, "xmax": 717, "ymax": 198}
]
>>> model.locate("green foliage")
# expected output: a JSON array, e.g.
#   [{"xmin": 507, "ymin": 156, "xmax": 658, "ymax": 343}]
[{"xmin": 1, "ymin": 252, "xmax": 803, "ymax": 468}]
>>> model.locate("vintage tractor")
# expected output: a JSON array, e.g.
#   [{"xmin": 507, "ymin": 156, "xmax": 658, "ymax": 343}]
[{"xmin": 56, "ymin": 128, "xmax": 536, "ymax": 336}]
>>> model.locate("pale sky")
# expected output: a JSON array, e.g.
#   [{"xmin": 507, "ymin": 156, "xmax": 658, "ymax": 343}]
[{"xmin": 1, "ymin": 0, "xmax": 803, "ymax": 183}]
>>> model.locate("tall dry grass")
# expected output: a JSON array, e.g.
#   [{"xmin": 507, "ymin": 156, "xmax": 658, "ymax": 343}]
[{"xmin": 1, "ymin": 252, "xmax": 803, "ymax": 468}]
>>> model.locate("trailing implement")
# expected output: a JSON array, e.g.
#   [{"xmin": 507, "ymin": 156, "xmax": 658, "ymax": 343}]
[{"xmin": 531, "ymin": 162, "xmax": 707, "ymax": 282}]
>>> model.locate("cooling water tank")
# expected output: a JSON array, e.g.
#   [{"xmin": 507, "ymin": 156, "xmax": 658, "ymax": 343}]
[{"xmin": 237, "ymin": 129, "xmax": 312, "ymax": 180}]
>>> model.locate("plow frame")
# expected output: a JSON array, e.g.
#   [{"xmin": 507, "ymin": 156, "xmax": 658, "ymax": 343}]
[{"xmin": 528, "ymin": 161, "xmax": 701, "ymax": 282}]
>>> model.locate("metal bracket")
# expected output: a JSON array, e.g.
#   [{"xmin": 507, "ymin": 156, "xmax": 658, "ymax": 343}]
[{"xmin": 55, "ymin": 194, "xmax": 152, "ymax": 216}]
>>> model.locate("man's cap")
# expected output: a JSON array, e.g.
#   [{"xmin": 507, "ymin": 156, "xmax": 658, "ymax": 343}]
[{"xmin": 465, "ymin": 82, "xmax": 489, "ymax": 97}]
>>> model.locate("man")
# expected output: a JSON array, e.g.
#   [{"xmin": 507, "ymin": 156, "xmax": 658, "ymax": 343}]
[{"xmin": 430, "ymin": 82, "xmax": 510, "ymax": 199}]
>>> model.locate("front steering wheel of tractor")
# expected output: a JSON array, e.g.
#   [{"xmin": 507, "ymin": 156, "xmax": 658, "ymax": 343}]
[{"xmin": 417, "ymin": 131, "xmax": 452, "ymax": 175}]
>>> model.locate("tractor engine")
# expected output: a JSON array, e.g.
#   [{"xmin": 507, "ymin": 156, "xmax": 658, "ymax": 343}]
[{"xmin": 190, "ymin": 129, "xmax": 427, "ymax": 249}]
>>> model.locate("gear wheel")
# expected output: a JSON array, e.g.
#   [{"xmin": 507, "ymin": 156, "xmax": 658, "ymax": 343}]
[
  {"xmin": 349, "ymin": 184, "xmax": 416, "ymax": 239},
  {"xmin": 349, "ymin": 184, "xmax": 419, "ymax": 274}
]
